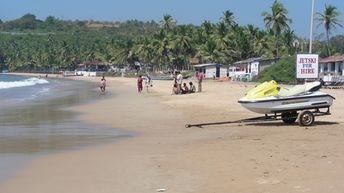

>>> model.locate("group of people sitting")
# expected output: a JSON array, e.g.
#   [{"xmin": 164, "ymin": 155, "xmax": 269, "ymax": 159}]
[
  {"xmin": 171, "ymin": 70, "xmax": 198, "ymax": 95},
  {"xmin": 173, "ymin": 81, "xmax": 196, "ymax": 95}
]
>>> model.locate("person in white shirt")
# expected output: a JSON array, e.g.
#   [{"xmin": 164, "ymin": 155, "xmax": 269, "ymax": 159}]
[{"xmin": 176, "ymin": 71, "xmax": 183, "ymax": 94}]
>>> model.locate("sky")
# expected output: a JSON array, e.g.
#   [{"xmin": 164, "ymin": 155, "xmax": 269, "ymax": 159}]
[{"xmin": 1, "ymin": 0, "xmax": 343, "ymax": 38}]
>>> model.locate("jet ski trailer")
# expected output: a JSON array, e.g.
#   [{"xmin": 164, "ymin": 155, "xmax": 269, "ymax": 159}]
[
  {"xmin": 186, "ymin": 81, "xmax": 335, "ymax": 128},
  {"xmin": 185, "ymin": 105, "xmax": 333, "ymax": 128},
  {"xmin": 236, "ymin": 90, "xmax": 335, "ymax": 126}
]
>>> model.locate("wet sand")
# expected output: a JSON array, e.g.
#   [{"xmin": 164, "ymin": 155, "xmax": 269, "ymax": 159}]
[
  {"xmin": 1, "ymin": 76, "xmax": 344, "ymax": 193},
  {"xmin": 0, "ymin": 77, "xmax": 131, "ymax": 182}
]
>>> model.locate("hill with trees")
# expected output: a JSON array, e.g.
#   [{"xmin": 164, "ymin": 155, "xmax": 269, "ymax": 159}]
[{"xmin": 0, "ymin": 1, "xmax": 343, "ymax": 77}]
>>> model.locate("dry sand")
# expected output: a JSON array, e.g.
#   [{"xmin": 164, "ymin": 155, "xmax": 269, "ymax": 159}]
[{"xmin": 1, "ymin": 75, "xmax": 344, "ymax": 193}]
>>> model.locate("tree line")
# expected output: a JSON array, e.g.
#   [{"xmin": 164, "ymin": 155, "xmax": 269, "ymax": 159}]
[{"xmin": 0, "ymin": 1, "xmax": 343, "ymax": 72}]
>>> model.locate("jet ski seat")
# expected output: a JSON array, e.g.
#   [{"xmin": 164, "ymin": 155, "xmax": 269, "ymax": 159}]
[
  {"xmin": 278, "ymin": 81, "xmax": 321, "ymax": 97},
  {"xmin": 306, "ymin": 81, "xmax": 322, "ymax": 92}
]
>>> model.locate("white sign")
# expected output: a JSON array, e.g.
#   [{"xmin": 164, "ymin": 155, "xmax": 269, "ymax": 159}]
[
  {"xmin": 250, "ymin": 62, "xmax": 259, "ymax": 76},
  {"xmin": 296, "ymin": 54, "xmax": 319, "ymax": 79}
]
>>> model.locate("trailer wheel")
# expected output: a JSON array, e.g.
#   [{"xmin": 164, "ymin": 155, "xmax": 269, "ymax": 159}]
[
  {"xmin": 281, "ymin": 111, "xmax": 297, "ymax": 124},
  {"xmin": 298, "ymin": 111, "xmax": 314, "ymax": 126}
]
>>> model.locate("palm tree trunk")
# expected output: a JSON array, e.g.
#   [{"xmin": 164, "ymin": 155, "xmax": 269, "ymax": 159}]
[
  {"xmin": 275, "ymin": 34, "xmax": 279, "ymax": 58},
  {"xmin": 326, "ymin": 29, "xmax": 331, "ymax": 56}
]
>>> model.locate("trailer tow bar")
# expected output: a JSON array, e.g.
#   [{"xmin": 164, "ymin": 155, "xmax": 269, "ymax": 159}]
[{"xmin": 185, "ymin": 115, "xmax": 277, "ymax": 128}]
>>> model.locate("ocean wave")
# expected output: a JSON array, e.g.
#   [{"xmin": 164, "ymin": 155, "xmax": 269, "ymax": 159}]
[{"xmin": 0, "ymin": 77, "xmax": 49, "ymax": 89}]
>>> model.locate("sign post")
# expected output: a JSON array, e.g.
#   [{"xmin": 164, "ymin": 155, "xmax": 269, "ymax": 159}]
[
  {"xmin": 309, "ymin": 0, "xmax": 315, "ymax": 54},
  {"xmin": 250, "ymin": 62, "xmax": 259, "ymax": 77},
  {"xmin": 296, "ymin": 54, "xmax": 319, "ymax": 80}
]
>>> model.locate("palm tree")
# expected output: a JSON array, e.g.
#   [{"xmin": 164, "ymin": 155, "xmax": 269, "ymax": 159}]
[
  {"xmin": 58, "ymin": 40, "xmax": 72, "ymax": 70},
  {"xmin": 212, "ymin": 22, "xmax": 232, "ymax": 63},
  {"xmin": 169, "ymin": 26, "xmax": 193, "ymax": 69},
  {"xmin": 262, "ymin": 1, "xmax": 292, "ymax": 57},
  {"xmin": 281, "ymin": 30, "xmax": 297, "ymax": 55},
  {"xmin": 316, "ymin": 4, "xmax": 343, "ymax": 56},
  {"xmin": 152, "ymin": 29, "xmax": 171, "ymax": 70},
  {"xmin": 135, "ymin": 36, "xmax": 154, "ymax": 64},
  {"xmin": 200, "ymin": 21, "xmax": 214, "ymax": 39},
  {"xmin": 160, "ymin": 14, "xmax": 175, "ymax": 30},
  {"xmin": 46, "ymin": 34, "xmax": 58, "ymax": 72},
  {"xmin": 229, "ymin": 27, "xmax": 254, "ymax": 61},
  {"xmin": 253, "ymin": 31, "xmax": 273, "ymax": 57},
  {"xmin": 113, "ymin": 39, "xmax": 136, "ymax": 66},
  {"xmin": 215, "ymin": 22, "xmax": 228, "ymax": 40},
  {"xmin": 221, "ymin": 10, "xmax": 236, "ymax": 29},
  {"xmin": 245, "ymin": 25, "xmax": 271, "ymax": 57},
  {"xmin": 196, "ymin": 38, "xmax": 222, "ymax": 63}
]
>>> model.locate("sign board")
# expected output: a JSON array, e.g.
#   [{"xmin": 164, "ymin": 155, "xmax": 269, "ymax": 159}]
[
  {"xmin": 250, "ymin": 62, "xmax": 259, "ymax": 76},
  {"xmin": 296, "ymin": 54, "xmax": 319, "ymax": 79}
]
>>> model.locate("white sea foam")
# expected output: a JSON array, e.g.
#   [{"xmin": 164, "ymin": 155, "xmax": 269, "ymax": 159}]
[
  {"xmin": 0, "ymin": 78, "xmax": 49, "ymax": 89},
  {"xmin": 38, "ymin": 87, "xmax": 50, "ymax": 94}
]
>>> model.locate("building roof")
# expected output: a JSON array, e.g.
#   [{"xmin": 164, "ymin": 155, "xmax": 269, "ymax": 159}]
[
  {"xmin": 193, "ymin": 63, "xmax": 226, "ymax": 67},
  {"xmin": 234, "ymin": 57, "xmax": 279, "ymax": 65},
  {"xmin": 319, "ymin": 55, "xmax": 344, "ymax": 63},
  {"xmin": 234, "ymin": 57, "xmax": 261, "ymax": 65}
]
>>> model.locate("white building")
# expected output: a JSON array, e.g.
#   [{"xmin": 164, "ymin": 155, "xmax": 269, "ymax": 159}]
[
  {"xmin": 193, "ymin": 63, "xmax": 229, "ymax": 78},
  {"xmin": 319, "ymin": 55, "xmax": 344, "ymax": 83},
  {"xmin": 75, "ymin": 60, "xmax": 107, "ymax": 76},
  {"xmin": 231, "ymin": 57, "xmax": 279, "ymax": 81},
  {"xmin": 233, "ymin": 58, "xmax": 279, "ymax": 76}
]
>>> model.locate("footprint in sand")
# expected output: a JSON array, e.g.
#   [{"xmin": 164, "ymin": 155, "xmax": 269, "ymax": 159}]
[{"xmin": 256, "ymin": 178, "xmax": 280, "ymax": 185}]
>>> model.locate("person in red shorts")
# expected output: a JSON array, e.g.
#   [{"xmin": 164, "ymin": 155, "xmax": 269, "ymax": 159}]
[
  {"xmin": 100, "ymin": 76, "xmax": 106, "ymax": 92},
  {"xmin": 137, "ymin": 75, "xmax": 143, "ymax": 93}
]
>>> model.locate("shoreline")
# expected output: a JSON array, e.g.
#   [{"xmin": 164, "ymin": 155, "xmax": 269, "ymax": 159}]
[
  {"xmin": 0, "ymin": 75, "xmax": 198, "ymax": 193},
  {"xmin": 1, "ymin": 74, "xmax": 344, "ymax": 193},
  {"xmin": 0, "ymin": 75, "xmax": 132, "ymax": 184}
]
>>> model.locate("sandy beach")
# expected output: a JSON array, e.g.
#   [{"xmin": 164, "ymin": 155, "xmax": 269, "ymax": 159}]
[{"xmin": 1, "ymin": 75, "xmax": 344, "ymax": 193}]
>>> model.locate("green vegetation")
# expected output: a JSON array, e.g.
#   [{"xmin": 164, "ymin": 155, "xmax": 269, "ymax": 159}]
[
  {"xmin": 0, "ymin": 14, "xmax": 159, "ymax": 72},
  {"xmin": 258, "ymin": 56, "xmax": 296, "ymax": 84},
  {"xmin": 0, "ymin": 1, "xmax": 343, "ymax": 82},
  {"xmin": 316, "ymin": 4, "xmax": 343, "ymax": 56},
  {"xmin": 262, "ymin": 0, "xmax": 292, "ymax": 57}
]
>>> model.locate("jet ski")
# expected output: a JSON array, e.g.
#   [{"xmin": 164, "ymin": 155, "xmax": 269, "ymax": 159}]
[
  {"xmin": 238, "ymin": 80, "xmax": 335, "ymax": 114},
  {"xmin": 185, "ymin": 80, "xmax": 334, "ymax": 127}
]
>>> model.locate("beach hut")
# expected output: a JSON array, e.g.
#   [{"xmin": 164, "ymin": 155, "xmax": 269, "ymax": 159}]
[
  {"xmin": 232, "ymin": 57, "xmax": 279, "ymax": 80},
  {"xmin": 319, "ymin": 55, "xmax": 344, "ymax": 83},
  {"xmin": 193, "ymin": 63, "xmax": 229, "ymax": 79},
  {"xmin": 75, "ymin": 59, "xmax": 108, "ymax": 76}
]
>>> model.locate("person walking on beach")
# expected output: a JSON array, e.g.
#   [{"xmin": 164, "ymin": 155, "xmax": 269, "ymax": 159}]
[
  {"xmin": 176, "ymin": 71, "xmax": 183, "ymax": 94},
  {"xmin": 197, "ymin": 70, "xmax": 204, "ymax": 92},
  {"xmin": 144, "ymin": 72, "xmax": 153, "ymax": 92},
  {"xmin": 171, "ymin": 71, "xmax": 177, "ymax": 94},
  {"xmin": 137, "ymin": 75, "xmax": 143, "ymax": 93},
  {"xmin": 100, "ymin": 76, "xmax": 106, "ymax": 92}
]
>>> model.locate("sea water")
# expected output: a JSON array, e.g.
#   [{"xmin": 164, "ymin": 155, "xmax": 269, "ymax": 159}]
[
  {"xmin": 0, "ymin": 75, "xmax": 132, "ymax": 182},
  {"xmin": 0, "ymin": 75, "xmax": 51, "ymax": 107}
]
